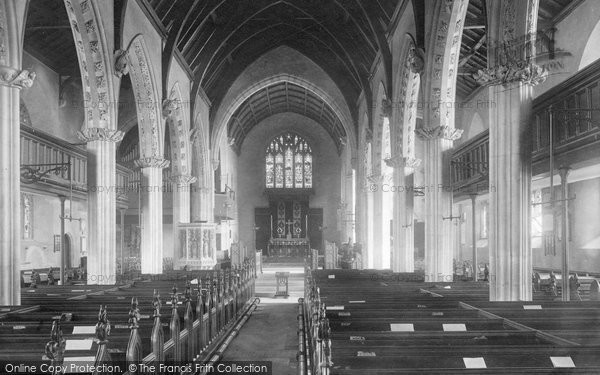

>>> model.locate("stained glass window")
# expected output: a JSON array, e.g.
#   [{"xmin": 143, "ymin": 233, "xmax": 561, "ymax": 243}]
[{"xmin": 266, "ymin": 133, "xmax": 312, "ymax": 189}]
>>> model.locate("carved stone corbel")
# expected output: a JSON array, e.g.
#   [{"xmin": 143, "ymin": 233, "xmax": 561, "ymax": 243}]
[
  {"xmin": 113, "ymin": 49, "xmax": 130, "ymax": 78},
  {"xmin": 409, "ymin": 48, "xmax": 425, "ymax": 75},
  {"xmin": 211, "ymin": 158, "xmax": 220, "ymax": 171},
  {"xmin": 381, "ymin": 98, "xmax": 393, "ymax": 118},
  {"xmin": 162, "ymin": 98, "xmax": 180, "ymax": 119},
  {"xmin": 0, "ymin": 66, "xmax": 36, "ymax": 89}
]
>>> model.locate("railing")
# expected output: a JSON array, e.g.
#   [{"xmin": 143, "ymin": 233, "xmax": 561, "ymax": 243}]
[
  {"xmin": 115, "ymin": 258, "xmax": 258, "ymax": 373},
  {"xmin": 450, "ymin": 130, "xmax": 489, "ymax": 191},
  {"xmin": 532, "ymin": 58, "xmax": 600, "ymax": 166},
  {"xmin": 303, "ymin": 264, "xmax": 333, "ymax": 375},
  {"xmin": 20, "ymin": 125, "xmax": 132, "ymax": 203},
  {"xmin": 450, "ymin": 59, "xmax": 600, "ymax": 194}
]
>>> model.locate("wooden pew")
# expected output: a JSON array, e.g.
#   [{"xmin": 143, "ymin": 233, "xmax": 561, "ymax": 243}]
[
  {"xmin": 301, "ymin": 267, "xmax": 600, "ymax": 374},
  {"xmin": 0, "ymin": 258, "xmax": 259, "ymax": 373}
]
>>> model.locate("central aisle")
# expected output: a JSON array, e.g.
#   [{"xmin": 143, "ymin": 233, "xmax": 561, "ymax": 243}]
[{"xmin": 219, "ymin": 263, "xmax": 305, "ymax": 375}]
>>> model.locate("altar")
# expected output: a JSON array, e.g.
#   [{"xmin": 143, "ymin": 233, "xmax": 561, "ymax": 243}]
[
  {"xmin": 268, "ymin": 237, "xmax": 310, "ymax": 257},
  {"xmin": 255, "ymin": 191, "xmax": 322, "ymax": 256}
]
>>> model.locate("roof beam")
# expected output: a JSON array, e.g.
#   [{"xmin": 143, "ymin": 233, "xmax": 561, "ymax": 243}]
[
  {"xmin": 266, "ymin": 86, "xmax": 273, "ymax": 115},
  {"xmin": 161, "ymin": 0, "xmax": 201, "ymax": 98},
  {"xmin": 459, "ymin": 33, "xmax": 486, "ymax": 67},
  {"xmin": 354, "ymin": 0, "xmax": 393, "ymax": 99}
]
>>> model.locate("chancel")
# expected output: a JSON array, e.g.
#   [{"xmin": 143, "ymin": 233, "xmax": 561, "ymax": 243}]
[{"xmin": 3, "ymin": 0, "xmax": 600, "ymax": 373}]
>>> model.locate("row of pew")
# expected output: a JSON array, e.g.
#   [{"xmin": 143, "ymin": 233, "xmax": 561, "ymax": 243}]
[
  {"xmin": 301, "ymin": 268, "xmax": 600, "ymax": 374},
  {"xmin": 0, "ymin": 259, "xmax": 258, "ymax": 374}
]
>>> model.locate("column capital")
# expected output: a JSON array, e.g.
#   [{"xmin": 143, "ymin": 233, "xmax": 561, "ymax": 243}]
[
  {"xmin": 135, "ymin": 157, "xmax": 170, "ymax": 169},
  {"xmin": 416, "ymin": 126, "xmax": 463, "ymax": 141},
  {"xmin": 77, "ymin": 128, "xmax": 124, "ymax": 143},
  {"xmin": 0, "ymin": 66, "xmax": 36, "ymax": 89},
  {"xmin": 170, "ymin": 174, "xmax": 197, "ymax": 185},
  {"xmin": 473, "ymin": 61, "xmax": 547, "ymax": 87},
  {"xmin": 384, "ymin": 155, "xmax": 422, "ymax": 169}
]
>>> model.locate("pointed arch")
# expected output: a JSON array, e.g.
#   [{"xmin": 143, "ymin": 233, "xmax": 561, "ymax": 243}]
[
  {"xmin": 63, "ymin": 0, "xmax": 116, "ymax": 130},
  {"xmin": 125, "ymin": 33, "xmax": 164, "ymax": 159},
  {"xmin": 212, "ymin": 73, "xmax": 356, "ymax": 164},
  {"xmin": 393, "ymin": 34, "xmax": 421, "ymax": 164},
  {"xmin": 191, "ymin": 109, "xmax": 211, "ymax": 191},
  {"xmin": 166, "ymin": 82, "xmax": 192, "ymax": 176},
  {"xmin": 373, "ymin": 81, "xmax": 387, "ymax": 176}
]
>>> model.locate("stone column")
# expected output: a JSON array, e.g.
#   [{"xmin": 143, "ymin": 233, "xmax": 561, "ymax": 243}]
[
  {"xmin": 135, "ymin": 157, "xmax": 170, "ymax": 274},
  {"xmin": 0, "ymin": 0, "xmax": 33, "ymax": 305},
  {"xmin": 485, "ymin": 81, "xmax": 536, "ymax": 300},
  {"xmin": 479, "ymin": 0, "xmax": 544, "ymax": 301},
  {"xmin": 171, "ymin": 174, "xmax": 196, "ymax": 265},
  {"xmin": 387, "ymin": 156, "xmax": 420, "ymax": 272},
  {"xmin": 79, "ymin": 129, "xmax": 124, "ymax": 285},
  {"xmin": 191, "ymin": 136, "xmax": 213, "ymax": 223},
  {"xmin": 417, "ymin": 127, "xmax": 462, "ymax": 282},
  {"xmin": 367, "ymin": 173, "xmax": 385, "ymax": 269},
  {"xmin": 0, "ymin": 72, "xmax": 34, "ymax": 304},
  {"xmin": 171, "ymin": 174, "xmax": 196, "ymax": 225}
]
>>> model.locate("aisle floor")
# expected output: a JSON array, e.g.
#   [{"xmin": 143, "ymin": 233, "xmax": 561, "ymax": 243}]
[{"xmin": 220, "ymin": 264, "xmax": 305, "ymax": 375}]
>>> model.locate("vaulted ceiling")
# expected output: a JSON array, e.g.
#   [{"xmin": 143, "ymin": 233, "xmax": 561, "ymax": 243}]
[
  {"xmin": 227, "ymin": 81, "xmax": 347, "ymax": 153},
  {"xmin": 148, "ymin": 0, "xmax": 399, "ymax": 120}
]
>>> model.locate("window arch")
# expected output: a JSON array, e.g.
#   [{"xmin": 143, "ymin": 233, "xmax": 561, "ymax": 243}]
[{"xmin": 266, "ymin": 133, "xmax": 312, "ymax": 188}]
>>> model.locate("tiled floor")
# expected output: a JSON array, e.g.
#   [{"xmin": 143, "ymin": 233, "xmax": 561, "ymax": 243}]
[{"xmin": 220, "ymin": 264, "xmax": 305, "ymax": 375}]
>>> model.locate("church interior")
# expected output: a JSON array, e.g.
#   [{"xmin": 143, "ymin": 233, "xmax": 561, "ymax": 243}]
[{"xmin": 2, "ymin": 0, "xmax": 600, "ymax": 373}]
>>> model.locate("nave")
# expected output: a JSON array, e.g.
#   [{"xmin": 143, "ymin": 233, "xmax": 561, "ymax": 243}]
[{"xmin": 3, "ymin": 0, "xmax": 600, "ymax": 373}]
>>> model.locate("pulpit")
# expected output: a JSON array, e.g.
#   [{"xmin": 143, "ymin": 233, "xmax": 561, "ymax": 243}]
[{"xmin": 176, "ymin": 223, "xmax": 217, "ymax": 270}]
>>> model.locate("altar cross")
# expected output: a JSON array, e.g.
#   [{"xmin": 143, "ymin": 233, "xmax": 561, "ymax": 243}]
[{"xmin": 285, "ymin": 220, "xmax": 294, "ymax": 236}]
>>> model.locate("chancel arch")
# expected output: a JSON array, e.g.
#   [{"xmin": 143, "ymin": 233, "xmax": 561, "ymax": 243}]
[{"xmin": 213, "ymin": 73, "xmax": 356, "ymax": 163}]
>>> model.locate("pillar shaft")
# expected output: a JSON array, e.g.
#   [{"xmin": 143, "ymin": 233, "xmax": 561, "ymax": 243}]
[
  {"xmin": 488, "ymin": 83, "xmax": 533, "ymax": 301},
  {"xmin": 418, "ymin": 127, "xmax": 461, "ymax": 282},
  {"xmin": 389, "ymin": 156, "xmax": 419, "ymax": 273},
  {"xmin": 84, "ymin": 137, "xmax": 120, "ymax": 284},
  {"xmin": 0, "ymin": 83, "xmax": 22, "ymax": 304},
  {"xmin": 191, "ymin": 142, "xmax": 212, "ymax": 223},
  {"xmin": 0, "ymin": 0, "xmax": 36, "ymax": 301},
  {"xmin": 172, "ymin": 175, "xmax": 196, "ymax": 225},
  {"xmin": 136, "ymin": 159, "xmax": 169, "ymax": 274}
]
